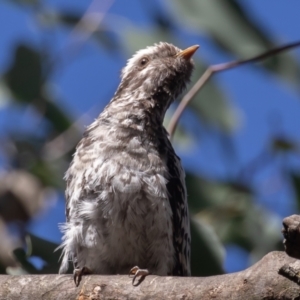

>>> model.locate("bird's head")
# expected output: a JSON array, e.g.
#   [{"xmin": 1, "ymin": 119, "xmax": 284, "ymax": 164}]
[{"xmin": 114, "ymin": 42, "xmax": 198, "ymax": 117}]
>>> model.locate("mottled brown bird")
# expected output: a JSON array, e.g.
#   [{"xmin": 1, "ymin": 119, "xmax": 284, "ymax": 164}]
[{"xmin": 58, "ymin": 42, "xmax": 198, "ymax": 286}]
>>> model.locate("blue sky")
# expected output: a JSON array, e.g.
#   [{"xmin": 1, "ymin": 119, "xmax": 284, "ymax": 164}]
[{"xmin": 0, "ymin": 0, "xmax": 300, "ymax": 273}]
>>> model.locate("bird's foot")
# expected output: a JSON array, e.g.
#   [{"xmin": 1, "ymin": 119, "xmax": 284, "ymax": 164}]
[
  {"xmin": 129, "ymin": 266, "xmax": 150, "ymax": 286},
  {"xmin": 73, "ymin": 266, "xmax": 92, "ymax": 287}
]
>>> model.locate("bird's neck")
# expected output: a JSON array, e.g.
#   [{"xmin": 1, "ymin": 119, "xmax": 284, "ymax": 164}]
[{"xmin": 102, "ymin": 88, "xmax": 173, "ymax": 131}]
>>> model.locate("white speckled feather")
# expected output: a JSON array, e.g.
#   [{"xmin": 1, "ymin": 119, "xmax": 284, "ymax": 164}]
[{"xmin": 58, "ymin": 42, "xmax": 196, "ymax": 280}]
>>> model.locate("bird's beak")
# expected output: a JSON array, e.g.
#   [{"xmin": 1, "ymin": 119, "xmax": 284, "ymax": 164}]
[{"xmin": 176, "ymin": 45, "xmax": 199, "ymax": 60}]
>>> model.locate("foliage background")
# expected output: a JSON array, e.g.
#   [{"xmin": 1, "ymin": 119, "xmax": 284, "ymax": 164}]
[{"xmin": 0, "ymin": 0, "xmax": 299, "ymax": 276}]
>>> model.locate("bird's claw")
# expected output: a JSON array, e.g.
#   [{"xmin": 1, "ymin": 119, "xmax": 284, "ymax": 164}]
[
  {"xmin": 73, "ymin": 266, "xmax": 91, "ymax": 287},
  {"xmin": 129, "ymin": 266, "xmax": 150, "ymax": 286}
]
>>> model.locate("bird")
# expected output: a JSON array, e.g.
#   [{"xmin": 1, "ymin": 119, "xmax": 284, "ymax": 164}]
[{"xmin": 58, "ymin": 42, "xmax": 199, "ymax": 287}]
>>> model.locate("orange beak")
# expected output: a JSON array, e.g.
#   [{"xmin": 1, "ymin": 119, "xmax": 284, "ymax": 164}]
[{"xmin": 176, "ymin": 45, "xmax": 199, "ymax": 60}]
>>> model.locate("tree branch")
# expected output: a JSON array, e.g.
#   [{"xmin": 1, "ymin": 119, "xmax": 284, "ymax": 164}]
[
  {"xmin": 282, "ymin": 214, "xmax": 300, "ymax": 259},
  {"xmin": 168, "ymin": 40, "xmax": 300, "ymax": 139},
  {"xmin": 0, "ymin": 251, "xmax": 299, "ymax": 299}
]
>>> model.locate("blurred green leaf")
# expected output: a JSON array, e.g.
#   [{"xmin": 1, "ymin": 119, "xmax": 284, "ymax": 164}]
[
  {"xmin": 168, "ymin": 0, "xmax": 300, "ymax": 86},
  {"xmin": 39, "ymin": 94, "xmax": 72, "ymax": 132},
  {"xmin": 271, "ymin": 137, "xmax": 298, "ymax": 153},
  {"xmin": 30, "ymin": 159, "xmax": 63, "ymax": 188},
  {"xmin": 190, "ymin": 217, "xmax": 224, "ymax": 276},
  {"xmin": 186, "ymin": 173, "xmax": 211, "ymax": 213},
  {"xmin": 247, "ymin": 210, "xmax": 283, "ymax": 262},
  {"xmin": 5, "ymin": 0, "xmax": 39, "ymax": 6},
  {"xmin": 91, "ymin": 29, "xmax": 121, "ymax": 52},
  {"xmin": 0, "ymin": 263, "xmax": 6, "ymax": 274},
  {"xmin": 124, "ymin": 26, "xmax": 174, "ymax": 53},
  {"xmin": 37, "ymin": 10, "xmax": 81, "ymax": 27},
  {"xmin": 27, "ymin": 233, "xmax": 72, "ymax": 274},
  {"xmin": 27, "ymin": 233, "xmax": 61, "ymax": 273},
  {"xmin": 187, "ymin": 176, "xmax": 280, "ymax": 254},
  {"xmin": 291, "ymin": 172, "xmax": 300, "ymax": 211},
  {"xmin": 7, "ymin": 137, "xmax": 64, "ymax": 188},
  {"xmin": 192, "ymin": 178, "xmax": 282, "ymax": 256},
  {"xmin": 27, "ymin": 233, "xmax": 60, "ymax": 264},
  {"xmin": 187, "ymin": 174, "xmax": 255, "ymax": 251},
  {"xmin": 3, "ymin": 44, "xmax": 72, "ymax": 133},
  {"xmin": 4, "ymin": 45, "xmax": 43, "ymax": 102},
  {"xmin": 187, "ymin": 173, "xmax": 254, "ymax": 213},
  {"xmin": 13, "ymin": 248, "xmax": 38, "ymax": 274},
  {"xmin": 189, "ymin": 63, "xmax": 240, "ymax": 132},
  {"xmin": 58, "ymin": 12, "xmax": 81, "ymax": 26},
  {"xmin": 0, "ymin": 82, "xmax": 11, "ymax": 109}
]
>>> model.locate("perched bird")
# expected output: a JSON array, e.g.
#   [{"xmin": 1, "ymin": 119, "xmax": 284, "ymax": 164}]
[{"xmin": 58, "ymin": 42, "xmax": 199, "ymax": 286}]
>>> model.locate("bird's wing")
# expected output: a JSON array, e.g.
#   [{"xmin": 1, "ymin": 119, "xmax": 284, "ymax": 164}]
[
  {"xmin": 166, "ymin": 148, "xmax": 191, "ymax": 276},
  {"xmin": 62, "ymin": 131, "xmax": 100, "ymax": 271},
  {"xmin": 64, "ymin": 128, "xmax": 96, "ymax": 223}
]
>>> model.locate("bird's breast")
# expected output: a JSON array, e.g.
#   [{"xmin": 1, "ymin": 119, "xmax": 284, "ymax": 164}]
[
  {"xmin": 65, "ymin": 121, "xmax": 176, "ymax": 274},
  {"xmin": 68, "ymin": 122, "xmax": 172, "ymax": 215}
]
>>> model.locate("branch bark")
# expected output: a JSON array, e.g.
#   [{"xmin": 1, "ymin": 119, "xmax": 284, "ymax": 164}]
[
  {"xmin": 282, "ymin": 214, "xmax": 300, "ymax": 260},
  {"xmin": 1, "ymin": 251, "xmax": 299, "ymax": 299}
]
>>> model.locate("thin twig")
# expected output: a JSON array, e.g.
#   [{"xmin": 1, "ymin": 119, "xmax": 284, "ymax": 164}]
[
  {"xmin": 65, "ymin": 0, "xmax": 114, "ymax": 57},
  {"xmin": 42, "ymin": 1, "xmax": 115, "ymax": 160},
  {"xmin": 168, "ymin": 40, "xmax": 300, "ymax": 139},
  {"xmin": 47, "ymin": 0, "xmax": 115, "ymax": 73},
  {"xmin": 42, "ymin": 108, "xmax": 95, "ymax": 161}
]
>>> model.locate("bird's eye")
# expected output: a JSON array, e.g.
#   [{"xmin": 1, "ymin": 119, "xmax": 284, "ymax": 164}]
[{"xmin": 139, "ymin": 57, "xmax": 149, "ymax": 67}]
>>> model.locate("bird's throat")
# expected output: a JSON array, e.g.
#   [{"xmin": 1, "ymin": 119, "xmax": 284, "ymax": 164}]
[{"xmin": 107, "ymin": 88, "xmax": 173, "ymax": 130}]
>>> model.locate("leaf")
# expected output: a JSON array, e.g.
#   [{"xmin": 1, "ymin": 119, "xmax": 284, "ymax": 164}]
[
  {"xmin": 37, "ymin": 10, "xmax": 81, "ymax": 27},
  {"xmin": 91, "ymin": 29, "xmax": 121, "ymax": 52},
  {"xmin": 5, "ymin": 0, "xmax": 39, "ymax": 6},
  {"xmin": 187, "ymin": 174, "xmax": 254, "ymax": 251},
  {"xmin": 3, "ymin": 43, "xmax": 72, "ymax": 133},
  {"xmin": 193, "ymin": 178, "xmax": 282, "ymax": 257},
  {"xmin": 27, "ymin": 234, "xmax": 60, "ymax": 263},
  {"xmin": 26, "ymin": 234, "xmax": 61, "ymax": 273},
  {"xmin": 0, "ymin": 81, "xmax": 11, "ymax": 109},
  {"xmin": 38, "ymin": 93, "xmax": 72, "ymax": 133},
  {"xmin": 271, "ymin": 137, "xmax": 298, "ymax": 153},
  {"xmin": 13, "ymin": 248, "xmax": 38, "ymax": 274},
  {"xmin": 6, "ymin": 137, "xmax": 57, "ymax": 186},
  {"xmin": 0, "ymin": 263, "xmax": 6, "ymax": 275},
  {"xmin": 123, "ymin": 26, "xmax": 174, "ymax": 54},
  {"xmin": 290, "ymin": 172, "xmax": 300, "ymax": 211},
  {"xmin": 4, "ymin": 45, "xmax": 43, "ymax": 103},
  {"xmin": 189, "ymin": 63, "xmax": 240, "ymax": 132},
  {"xmin": 57, "ymin": 12, "xmax": 82, "ymax": 26},
  {"xmin": 29, "ymin": 159, "xmax": 64, "ymax": 188},
  {"xmin": 189, "ymin": 176, "xmax": 253, "ymax": 210},
  {"xmin": 186, "ymin": 173, "xmax": 212, "ymax": 213},
  {"xmin": 168, "ymin": 0, "xmax": 300, "ymax": 87},
  {"xmin": 190, "ymin": 216, "xmax": 224, "ymax": 276},
  {"xmin": 189, "ymin": 177, "xmax": 256, "ymax": 250}
]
